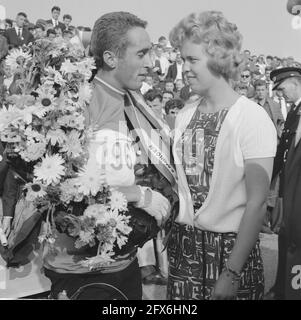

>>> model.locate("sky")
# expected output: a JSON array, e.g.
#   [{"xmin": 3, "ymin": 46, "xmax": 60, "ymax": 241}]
[{"xmin": 1, "ymin": 0, "xmax": 301, "ymax": 61}]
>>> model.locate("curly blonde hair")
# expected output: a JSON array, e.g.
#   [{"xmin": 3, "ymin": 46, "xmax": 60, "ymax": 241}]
[{"xmin": 169, "ymin": 11, "xmax": 244, "ymax": 81}]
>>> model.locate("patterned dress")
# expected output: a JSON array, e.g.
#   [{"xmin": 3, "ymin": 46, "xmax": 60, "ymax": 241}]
[{"xmin": 167, "ymin": 106, "xmax": 264, "ymax": 300}]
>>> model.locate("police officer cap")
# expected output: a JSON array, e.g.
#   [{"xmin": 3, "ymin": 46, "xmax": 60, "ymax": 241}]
[{"xmin": 270, "ymin": 67, "xmax": 301, "ymax": 90}]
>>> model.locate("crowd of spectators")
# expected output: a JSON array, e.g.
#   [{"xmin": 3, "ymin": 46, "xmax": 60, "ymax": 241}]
[{"xmin": 1, "ymin": 6, "xmax": 301, "ymax": 132}]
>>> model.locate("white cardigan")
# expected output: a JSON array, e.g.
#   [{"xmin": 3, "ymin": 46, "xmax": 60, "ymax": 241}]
[{"xmin": 173, "ymin": 96, "xmax": 277, "ymax": 232}]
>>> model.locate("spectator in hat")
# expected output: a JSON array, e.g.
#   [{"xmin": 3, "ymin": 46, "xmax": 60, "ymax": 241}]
[{"xmin": 267, "ymin": 67, "xmax": 301, "ymax": 300}]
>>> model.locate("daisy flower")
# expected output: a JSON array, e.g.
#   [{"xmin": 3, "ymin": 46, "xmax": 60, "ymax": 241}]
[
  {"xmin": 109, "ymin": 190, "xmax": 128, "ymax": 212},
  {"xmin": 24, "ymin": 182, "xmax": 47, "ymax": 201},
  {"xmin": 76, "ymin": 161, "xmax": 106, "ymax": 196},
  {"xmin": 35, "ymin": 86, "xmax": 56, "ymax": 107},
  {"xmin": 60, "ymin": 130, "xmax": 83, "ymax": 157},
  {"xmin": 34, "ymin": 154, "xmax": 65, "ymax": 185},
  {"xmin": 106, "ymin": 210, "xmax": 132, "ymax": 236},
  {"xmin": 5, "ymin": 49, "xmax": 32, "ymax": 73}
]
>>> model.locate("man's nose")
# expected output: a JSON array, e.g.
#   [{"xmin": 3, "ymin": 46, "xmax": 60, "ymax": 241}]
[{"xmin": 144, "ymin": 53, "xmax": 153, "ymax": 69}]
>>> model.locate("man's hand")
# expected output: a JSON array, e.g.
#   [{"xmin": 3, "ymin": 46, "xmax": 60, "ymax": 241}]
[
  {"xmin": 142, "ymin": 190, "xmax": 171, "ymax": 227},
  {"xmin": 2, "ymin": 217, "xmax": 12, "ymax": 237}
]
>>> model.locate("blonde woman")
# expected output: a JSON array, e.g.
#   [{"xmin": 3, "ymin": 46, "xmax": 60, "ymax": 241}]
[{"xmin": 167, "ymin": 11, "xmax": 277, "ymax": 300}]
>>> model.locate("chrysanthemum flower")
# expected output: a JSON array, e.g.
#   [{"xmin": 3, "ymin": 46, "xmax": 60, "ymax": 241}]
[
  {"xmin": 77, "ymin": 161, "xmax": 106, "ymax": 196},
  {"xmin": 60, "ymin": 178, "xmax": 79, "ymax": 203},
  {"xmin": 109, "ymin": 190, "xmax": 128, "ymax": 212},
  {"xmin": 60, "ymin": 130, "xmax": 83, "ymax": 157},
  {"xmin": 20, "ymin": 141, "xmax": 47, "ymax": 162},
  {"xmin": 83, "ymin": 204, "xmax": 108, "ymax": 221},
  {"xmin": 46, "ymin": 129, "xmax": 66, "ymax": 146},
  {"xmin": 34, "ymin": 154, "xmax": 65, "ymax": 185}
]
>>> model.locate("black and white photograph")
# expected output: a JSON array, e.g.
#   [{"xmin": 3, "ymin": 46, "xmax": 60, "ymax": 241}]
[{"xmin": 0, "ymin": 0, "xmax": 301, "ymax": 304}]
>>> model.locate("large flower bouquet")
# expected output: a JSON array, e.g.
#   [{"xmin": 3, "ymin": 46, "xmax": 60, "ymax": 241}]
[{"xmin": 0, "ymin": 39, "xmax": 132, "ymax": 270}]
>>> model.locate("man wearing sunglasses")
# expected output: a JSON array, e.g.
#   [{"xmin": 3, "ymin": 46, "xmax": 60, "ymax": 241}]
[{"xmin": 239, "ymin": 69, "xmax": 255, "ymax": 98}]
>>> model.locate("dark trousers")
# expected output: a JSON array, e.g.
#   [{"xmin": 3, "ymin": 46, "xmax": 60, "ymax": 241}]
[{"xmin": 44, "ymin": 258, "xmax": 142, "ymax": 300}]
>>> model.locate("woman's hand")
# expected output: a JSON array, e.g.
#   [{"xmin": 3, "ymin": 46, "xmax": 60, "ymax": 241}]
[{"xmin": 210, "ymin": 271, "xmax": 240, "ymax": 300}]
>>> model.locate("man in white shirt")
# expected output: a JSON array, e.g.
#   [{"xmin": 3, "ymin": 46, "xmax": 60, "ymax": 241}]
[
  {"xmin": 46, "ymin": 6, "xmax": 65, "ymax": 31},
  {"xmin": 155, "ymin": 46, "xmax": 170, "ymax": 81}
]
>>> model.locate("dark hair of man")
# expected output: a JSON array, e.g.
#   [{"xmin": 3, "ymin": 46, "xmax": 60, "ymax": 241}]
[
  {"xmin": 47, "ymin": 28, "xmax": 56, "ymax": 37},
  {"xmin": 144, "ymin": 89, "xmax": 163, "ymax": 102},
  {"xmin": 17, "ymin": 12, "xmax": 27, "ymax": 19},
  {"xmin": 254, "ymin": 79, "xmax": 267, "ymax": 89},
  {"xmin": 51, "ymin": 6, "xmax": 61, "ymax": 13},
  {"xmin": 91, "ymin": 12, "xmax": 147, "ymax": 69},
  {"xmin": 5, "ymin": 19, "xmax": 13, "ymax": 27},
  {"xmin": 63, "ymin": 14, "xmax": 72, "ymax": 20},
  {"xmin": 165, "ymin": 98, "xmax": 184, "ymax": 114},
  {"xmin": 266, "ymin": 55, "xmax": 273, "ymax": 60}
]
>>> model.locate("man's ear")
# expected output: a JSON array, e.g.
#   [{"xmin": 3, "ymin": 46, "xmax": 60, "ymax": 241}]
[{"xmin": 103, "ymin": 50, "xmax": 118, "ymax": 69}]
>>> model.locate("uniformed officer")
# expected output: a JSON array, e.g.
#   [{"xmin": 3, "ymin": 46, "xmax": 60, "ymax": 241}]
[{"xmin": 268, "ymin": 67, "xmax": 301, "ymax": 300}]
